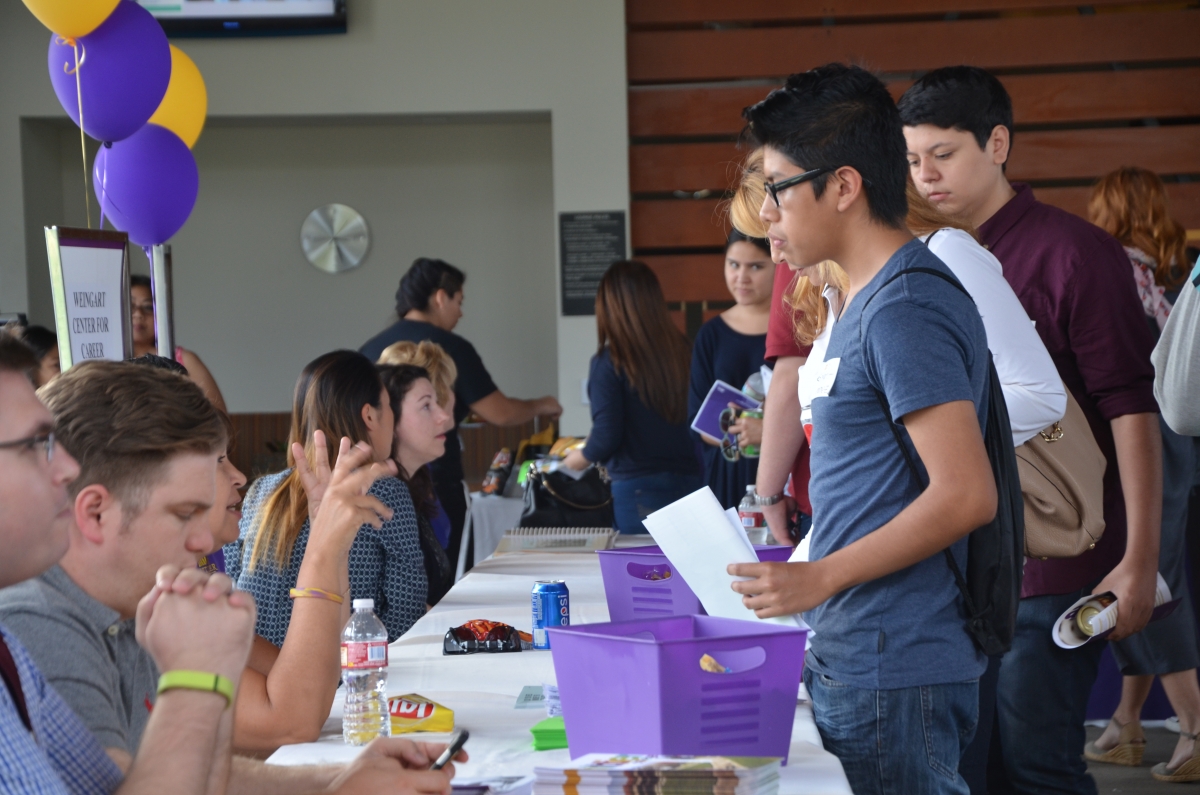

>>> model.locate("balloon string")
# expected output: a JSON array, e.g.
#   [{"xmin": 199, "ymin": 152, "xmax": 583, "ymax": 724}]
[{"xmin": 70, "ymin": 41, "xmax": 92, "ymax": 229}]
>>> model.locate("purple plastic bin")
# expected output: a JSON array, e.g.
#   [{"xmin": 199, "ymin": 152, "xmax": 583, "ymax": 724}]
[
  {"xmin": 548, "ymin": 615, "xmax": 806, "ymax": 760},
  {"xmin": 597, "ymin": 544, "xmax": 793, "ymax": 622}
]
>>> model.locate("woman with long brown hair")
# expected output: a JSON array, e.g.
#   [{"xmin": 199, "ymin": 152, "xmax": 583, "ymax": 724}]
[
  {"xmin": 1084, "ymin": 167, "xmax": 1200, "ymax": 783},
  {"xmin": 227, "ymin": 350, "xmax": 427, "ymax": 644},
  {"xmin": 562, "ymin": 260, "xmax": 701, "ymax": 533}
]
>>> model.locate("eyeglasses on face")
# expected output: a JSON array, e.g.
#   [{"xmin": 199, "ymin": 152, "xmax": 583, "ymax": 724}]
[
  {"xmin": 0, "ymin": 432, "xmax": 56, "ymax": 463},
  {"xmin": 764, "ymin": 167, "xmax": 831, "ymax": 207},
  {"xmin": 130, "ymin": 302, "xmax": 155, "ymax": 317}
]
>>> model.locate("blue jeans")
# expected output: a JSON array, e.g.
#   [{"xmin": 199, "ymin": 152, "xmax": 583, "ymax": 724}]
[
  {"xmin": 805, "ymin": 665, "xmax": 978, "ymax": 795},
  {"xmin": 610, "ymin": 472, "xmax": 703, "ymax": 534},
  {"xmin": 989, "ymin": 587, "xmax": 1105, "ymax": 795}
]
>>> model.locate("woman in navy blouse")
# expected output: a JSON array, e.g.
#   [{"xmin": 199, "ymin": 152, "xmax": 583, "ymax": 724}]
[
  {"xmin": 563, "ymin": 261, "xmax": 701, "ymax": 533},
  {"xmin": 688, "ymin": 230, "xmax": 775, "ymax": 509}
]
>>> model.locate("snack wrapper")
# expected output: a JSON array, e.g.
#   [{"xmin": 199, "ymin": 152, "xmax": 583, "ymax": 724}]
[
  {"xmin": 443, "ymin": 619, "xmax": 533, "ymax": 655},
  {"xmin": 1053, "ymin": 572, "xmax": 1179, "ymax": 649},
  {"xmin": 388, "ymin": 693, "xmax": 454, "ymax": 734}
]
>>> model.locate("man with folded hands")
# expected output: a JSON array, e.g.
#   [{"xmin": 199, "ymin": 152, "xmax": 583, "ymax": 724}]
[{"xmin": 0, "ymin": 343, "xmax": 463, "ymax": 795}]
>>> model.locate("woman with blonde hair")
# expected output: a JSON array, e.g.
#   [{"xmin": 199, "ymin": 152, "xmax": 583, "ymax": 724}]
[
  {"xmin": 1084, "ymin": 167, "xmax": 1200, "ymax": 783},
  {"xmin": 377, "ymin": 340, "xmax": 458, "ymax": 601},
  {"xmin": 562, "ymin": 261, "xmax": 701, "ymax": 532},
  {"xmin": 379, "ymin": 340, "xmax": 458, "ymax": 412}
]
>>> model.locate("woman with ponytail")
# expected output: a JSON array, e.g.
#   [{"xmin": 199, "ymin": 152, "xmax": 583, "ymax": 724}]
[{"xmin": 361, "ymin": 258, "xmax": 562, "ymax": 569}]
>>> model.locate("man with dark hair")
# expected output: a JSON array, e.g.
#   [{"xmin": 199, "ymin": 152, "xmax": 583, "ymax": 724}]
[
  {"xmin": 729, "ymin": 64, "xmax": 998, "ymax": 795},
  {"xmin": 900, "ymin": 66, "xmax": 1162, "ymax": 795}
]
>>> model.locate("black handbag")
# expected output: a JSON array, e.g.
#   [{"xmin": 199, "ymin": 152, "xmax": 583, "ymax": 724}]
[{"xmin": 520, "ymin": 466, "xmax": 614, "ymax": 528}]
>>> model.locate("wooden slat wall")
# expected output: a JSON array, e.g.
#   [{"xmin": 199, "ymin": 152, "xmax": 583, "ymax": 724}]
[{"xmin": 626, "ymin": 1, "xmax": 1200, "ymax": 332}]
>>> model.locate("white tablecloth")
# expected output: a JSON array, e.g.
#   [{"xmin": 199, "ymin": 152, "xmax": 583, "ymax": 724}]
[{"xmin": 267, "ymin": 550, "xmax": 850, "ymax": 794}]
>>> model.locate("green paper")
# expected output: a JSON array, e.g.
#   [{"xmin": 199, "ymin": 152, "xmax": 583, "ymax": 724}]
[{"xmin": 531, "ymin": 715, "xmax": 568, "ymax": 750}]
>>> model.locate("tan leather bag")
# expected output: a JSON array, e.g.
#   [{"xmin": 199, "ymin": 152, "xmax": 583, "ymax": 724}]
[{"xmin": 1014, "ymin": 389, "xmax": 1107, "ymax": 559}]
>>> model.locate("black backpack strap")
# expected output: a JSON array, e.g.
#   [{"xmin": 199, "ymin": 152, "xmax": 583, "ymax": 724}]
[{"xmin": 861, "ymin": 266, "xmax": 980, "ymax": 622}]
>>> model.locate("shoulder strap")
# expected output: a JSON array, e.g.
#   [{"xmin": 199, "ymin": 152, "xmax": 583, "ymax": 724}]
[{"xmin": 862, "ymin": 266, "xmax": 979, "ymax": 621}]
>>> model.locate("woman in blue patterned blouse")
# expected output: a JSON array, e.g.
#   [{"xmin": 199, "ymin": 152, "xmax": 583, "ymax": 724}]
[{"xmin": 226, "ymin": 350, "xmax": 427, "ymax": 644}]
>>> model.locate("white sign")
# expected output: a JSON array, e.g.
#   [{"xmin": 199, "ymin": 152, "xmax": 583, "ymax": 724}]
[{"xmin": 46, "ymin": 228, "xmax": 130, "ymax": 370}]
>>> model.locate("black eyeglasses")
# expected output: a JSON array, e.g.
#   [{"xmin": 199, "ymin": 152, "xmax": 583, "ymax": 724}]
[
  {"xmin": 764, "ymin": 167, "xmax": 831, "ymax": 207},
  {"xmin": 0, "ymin": 432, "xmax": 56, "ymax": 463}
]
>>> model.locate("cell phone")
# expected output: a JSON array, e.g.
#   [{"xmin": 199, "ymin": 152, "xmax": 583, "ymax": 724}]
[{"xmin": 431, "ymin": 729, "xmax": 469, "ymax": 770}]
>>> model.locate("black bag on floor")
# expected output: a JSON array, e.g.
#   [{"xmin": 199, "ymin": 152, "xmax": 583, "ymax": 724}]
[
  {"xmin": 864, "ymin": 266, "xmax": 1025, "ymax": 657},
  {"xmin": 520, "ymin": 466, "xmax": 614, "ymax": 528}
]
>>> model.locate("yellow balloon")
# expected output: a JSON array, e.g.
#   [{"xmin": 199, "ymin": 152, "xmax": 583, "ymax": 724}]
[
  {"xmin": 149, "ymin": 46, "xmax": 208, "ymax": 149},
  {"xmin": 22, "ymin": 0, "xmax": 120, "ymax": 39}
]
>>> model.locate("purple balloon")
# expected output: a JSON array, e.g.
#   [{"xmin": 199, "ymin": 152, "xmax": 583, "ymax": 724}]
[
  {"xmin": 94, "ymin": 124, "xmax": 199, "ymax": 246},
  {"xmin": 48, "ymin": 1, "xmax": 170, "ymax": 143}
]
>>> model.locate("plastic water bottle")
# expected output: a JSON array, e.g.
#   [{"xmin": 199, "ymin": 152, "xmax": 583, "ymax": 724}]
[
  {"xmin": 738, "ymin": 486, "xmax": 765, "ymax": 530},
  {"xmin": 341, "ymin": 598, "xmax": 391, "ymax": 745}
]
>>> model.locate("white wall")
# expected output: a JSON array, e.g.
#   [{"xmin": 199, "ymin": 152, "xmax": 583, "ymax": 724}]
[{"xmin": 0, "ymin": 0, "xmax": 628, "ymax": 432}]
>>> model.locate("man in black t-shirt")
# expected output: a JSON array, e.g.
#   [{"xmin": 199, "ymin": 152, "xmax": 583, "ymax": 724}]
[{"xmin": 362, "ymin": 258, "xmax": 562, "ymax": 570}]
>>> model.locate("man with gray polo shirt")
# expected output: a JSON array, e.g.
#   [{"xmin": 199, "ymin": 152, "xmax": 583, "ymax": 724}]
[{"xmin": 0, "ymin": 567, "xmax": 157, "ymax": 758}]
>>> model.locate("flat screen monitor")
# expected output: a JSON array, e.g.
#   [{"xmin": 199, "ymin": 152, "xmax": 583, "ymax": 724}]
[{"xmin": 138, "ymin": 0, "xmax": 346, "ymax": 37}]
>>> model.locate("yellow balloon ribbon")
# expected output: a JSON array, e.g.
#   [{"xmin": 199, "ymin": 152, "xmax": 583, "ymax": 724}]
[
  {"xmin": 149, "ymin": 46, "xmax": 208, "ymax": 149},
  {"xmin": 22, "ymin": 0, "xmax": 119, "ymax": 40}
]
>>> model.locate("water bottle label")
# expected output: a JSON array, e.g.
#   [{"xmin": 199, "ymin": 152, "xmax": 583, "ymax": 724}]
[{"xmin": 341, "ymin": 640, "xmax": 388, "ymax": 669}]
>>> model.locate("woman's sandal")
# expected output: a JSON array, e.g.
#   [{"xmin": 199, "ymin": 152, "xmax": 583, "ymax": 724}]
[
  {"xmin": 1152, "ymin": 730, "xmax": 1200, "ymax": 782},
  {"xmin": 1084, "ymin": 717, "xmax": 1146, "ymax": 767}
]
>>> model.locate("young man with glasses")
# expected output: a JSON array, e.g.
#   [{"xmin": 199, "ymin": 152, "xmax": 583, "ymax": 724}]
[
  {"xmin": 899, "ymin": 67, "xmax": 1161, "ymax": 795},
  {"xmin": 0, "ymin": 340, "xmax": 461, "ymax": 795},
  {"xmin": 727, "ymin": 64, "xmax": 997, "ymax": 795}
]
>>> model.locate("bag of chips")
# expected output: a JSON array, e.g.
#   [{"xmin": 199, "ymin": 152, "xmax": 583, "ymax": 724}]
[
  {"xmin": 443, "ymin": 619, "xmax": 533, "ymax": 655},
  {"xmin": 388, "ymin": 693, "xmax": 454, "ymax": 734}
]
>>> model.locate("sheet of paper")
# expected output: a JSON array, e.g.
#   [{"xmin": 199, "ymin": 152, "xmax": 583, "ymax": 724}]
[
  {"xmin": 643, "ymin": 487, "xmax": 797, "ymax": 626},
  {"xmin": 724, "ymin": 507, "xmax": 757, "ymax": 556}
]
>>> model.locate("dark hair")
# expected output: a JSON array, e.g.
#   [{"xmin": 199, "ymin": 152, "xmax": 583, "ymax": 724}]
[
  {"xmin": 40, "ymin": 360, "xmax": 226, "ymax": 511},
  {"xmin": 377, "ymin": 364, "xmax": 438, "ymax": 518},
  {"xmin": 19, "ymin": 326, "xmax": 57, "ymax": 363},
  {"xmin": 595, "ymin": 261, "xmax": 691, "ymax": 425},
  {"xmin": 0, "ymin": 335, "xmax": 38, "ymax": 382},
  {"xmin": 743, "ymin": 63, "xmax": 909, "ymax": 229},
  {"xmin": 897, "ymin": 66, "xmax": 1014, "ymax": 161},
  {"xmin": 127, "ymin": 352, "xmax": 188, "ymax": 376},
  {"xmin": 395, "ymin": 258, "xmax": 466, "ymax": 316},
  {"xmin": 726, "ymin": 228, "xmax": 770, "ymax": 257},
  {"xmin": 130, "ymin": 275, "xmax": 152, "ymax": 291},
  {"xmin": 251, "ymin": 350, "xmax": 385, "ymax": 569}
]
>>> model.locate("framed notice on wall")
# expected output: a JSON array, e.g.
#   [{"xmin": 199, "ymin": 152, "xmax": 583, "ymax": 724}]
[
  {"xmin": 559, "ymin": 211, "xmax": 626, "ymax": 316},
  {"xmin": 45, "ymin": 227, "xmax": 132, "ymax": 371}
]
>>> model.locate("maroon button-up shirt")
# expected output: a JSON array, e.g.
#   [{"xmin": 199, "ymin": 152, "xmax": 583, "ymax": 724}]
[{"xmin": 980, "ymin": 183, "xmax": 1158, "ymax": 598}]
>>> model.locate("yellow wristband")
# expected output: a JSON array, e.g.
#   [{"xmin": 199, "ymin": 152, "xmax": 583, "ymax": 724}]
[
  {"xmin": 289, "ymin": 587, "xmax": 345, "ymax": 604},
  {"xmin": 157, "ymin": 671, "xmax": 235, "ymax": 708}
]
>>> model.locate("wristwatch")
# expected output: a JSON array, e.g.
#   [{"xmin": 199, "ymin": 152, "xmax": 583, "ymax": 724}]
[{"xmin": 751, "ymin": 491, "xmax": 785, "ymax": 507}]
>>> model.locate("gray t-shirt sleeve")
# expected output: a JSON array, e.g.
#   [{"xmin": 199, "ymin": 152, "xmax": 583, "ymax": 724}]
[
  {"xmin": 1, "ymin": 608, "xmax": 130, "ymax": 753},
  {"xmin": 1154, "ymin": 266, "xmax": 1200, "ymax": 436}
]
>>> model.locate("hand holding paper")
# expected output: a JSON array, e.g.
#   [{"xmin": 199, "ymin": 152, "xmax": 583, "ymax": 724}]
[
  {"xmin": 728, "ymin": 559, "xmax": 836, "ymax": 618},
  {"xmin": 641, "ymin": 487, "xmax": 798, "ymax": 626}
]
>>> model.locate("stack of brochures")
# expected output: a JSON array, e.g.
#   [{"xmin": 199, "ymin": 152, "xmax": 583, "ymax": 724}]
[{"xmin": 532, "ymin": 754, "xmax": 782, "ymax": 795}]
